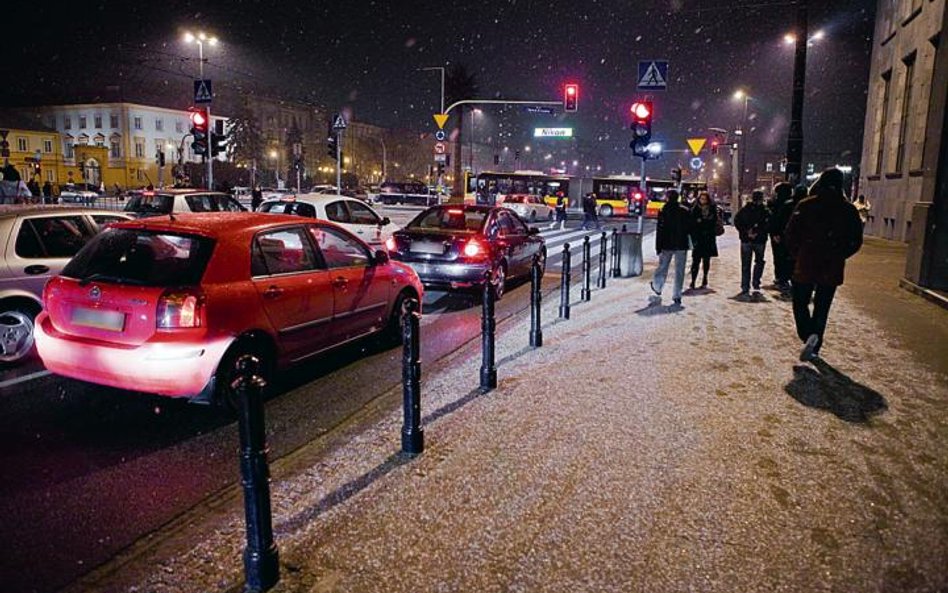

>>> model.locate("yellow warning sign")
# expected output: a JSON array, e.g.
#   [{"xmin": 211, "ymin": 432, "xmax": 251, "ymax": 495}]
[
  {"xmin": 687, "ymin": 138, "xmax": 707, "ymax": 156},
  {"xmin": 433, "ymin": 114, "xmax": 449, "ymax": 129}
]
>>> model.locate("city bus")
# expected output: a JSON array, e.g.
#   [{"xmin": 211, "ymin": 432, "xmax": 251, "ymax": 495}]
[
  {"xmin": 465, "ymin": 170, "xmax": 571, "ymax": 206},
  {"xmin": 644, "ymin": 180, "xmax": 710, "ymax": 217}
]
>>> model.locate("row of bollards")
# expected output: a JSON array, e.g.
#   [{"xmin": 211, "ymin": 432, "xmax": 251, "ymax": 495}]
[{"xmin": 226, "ymin": 228, "xmax": 634, "ymax": 592}]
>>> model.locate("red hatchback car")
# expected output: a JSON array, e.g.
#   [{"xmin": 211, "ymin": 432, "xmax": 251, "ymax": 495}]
[{"xmin": 34, "ymin": 213, "xmax": 423, "ymax": 406}]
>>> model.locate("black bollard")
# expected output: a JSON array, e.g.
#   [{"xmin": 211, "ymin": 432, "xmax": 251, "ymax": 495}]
[
  {"xmin": 611, "ymin": 229, "xmax": 620, "ymax": 278},
  {"xmin": 559, "ymin": 243, "xmax": 571, "ymax": 319},
  {"xmin": 401, "ymin": 297, "xmax": 424, "ymax": 456},
  {"xmin": 233, "ymin": 356, "xmax": 280, "ymax": 593},
  {"xmin": 480, "ymin": 270, "xmax": 497, "ymax": 392},
  {"xmin": 599, "ymin": 232, "xmax": 608, "ymax": 289},
  {"xmin": 581, "ymin": 235, "xmax": 591, "ymax": 301},
  {"xmin": 529, "ymin": 254, "xmax": 543, "ymax": 348}
]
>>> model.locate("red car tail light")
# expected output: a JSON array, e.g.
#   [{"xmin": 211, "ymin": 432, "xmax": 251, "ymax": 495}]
[
  {"xmin": 463, "ymin": 238, "xmax": 489, "ymax": 260},
  {"xmin": 385, "ymin": 236, "xmax": 397, "ymax": 251},
  {"xmin": 157, "ymin": 289, "xmax": 205, "ymax": 329}
]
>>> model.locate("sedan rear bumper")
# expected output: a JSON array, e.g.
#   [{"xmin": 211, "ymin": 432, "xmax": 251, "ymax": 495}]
[
  {"xmin": 34, "ymin": 313, "xmax": 232, "ymax": 398},
  {"xmin": 397, "ymin": 260, "xmax": 491, "ymax": 290}
]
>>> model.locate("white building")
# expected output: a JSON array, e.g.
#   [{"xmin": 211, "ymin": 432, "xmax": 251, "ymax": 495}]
[{"xmin": 27, "ymin": 102, "xmax": 227, "ymax": 189}]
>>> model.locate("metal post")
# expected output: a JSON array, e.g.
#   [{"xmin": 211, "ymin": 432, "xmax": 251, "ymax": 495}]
[
  {"xmin": 206, "ymin": 104, "xmax": 214, "ymax": 191},
  {"xmin": 232, "ymin": 356, "xmax": 280, "ymax": 593},
  {"xmin": 529, "ymin": 254, "xmax": 543, "ymax": 348},
  {"xmin": 559, "ymin": 243, "xmax": 571, "ymax": 319},
  {"xmin": 785, "ymin": 0, "xmax": 809, "ymax": 185},
  {"xmin": 336, "ymin": 130, "xmax": 342, "ymax": 192},
  {"xmin": 401, "ymin": 298, "xmax": 424, "ymax": 455},
  {"xmin": 731, "ymin": 142, "xmax": 741, "ymax": 213},
  {"xmin": 599, "ymin": 232, "xmax": 608, "ymax": 289},
  {"xmin": 581, "ymin": 236, "xmax": 591, "ymax": 301},
  {"xmin": 479, "ymin": 270, "xmax": 497, "ymax": 392},
  {"xmin": 637, "ymin": 159, "xmax": 645, "ymax": 233},
  {"xmin": 610, "ymin": 229, "xmax": 620, "ymax": 278}
]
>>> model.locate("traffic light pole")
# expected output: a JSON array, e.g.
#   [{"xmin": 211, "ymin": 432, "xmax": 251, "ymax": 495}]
[
  {"xmin": 206, "ymin": 104, "xmax": 214, "ymax": 191},
  {"xmin": 637, "ymin": 158, "xmax": 645, "ymax": 234},
  {"xmin": 336, "ymin": 130, "xmax": 342, "ymax": 192}
]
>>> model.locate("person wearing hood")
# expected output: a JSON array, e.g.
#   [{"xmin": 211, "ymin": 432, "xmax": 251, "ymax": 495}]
[{"xmin": 784, "ymin": 168, "xmax": 864, "ymax": 362}]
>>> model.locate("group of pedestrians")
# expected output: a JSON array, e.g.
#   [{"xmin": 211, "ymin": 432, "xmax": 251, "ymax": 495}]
[{"xmin": 648, "ymin": 167, "xmax": 864, "ymax": 362}]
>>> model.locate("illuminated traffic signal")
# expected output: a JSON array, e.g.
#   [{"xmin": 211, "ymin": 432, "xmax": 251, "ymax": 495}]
[
  {"xmin": 711, "ymin": 140, "xmax": 720, "ymax": 155},
  {"xmin": 564, "ymin": 84, "xmax": 579, "ymax": 112},
  {"xmin": 629, "ymin": 189, "xmax": 645, "ymax": 216},
  {"xmin": 629, "ymin": 101, "xmax": 653, "ymax": 159},
  {"xmin": 189, "ymin": 108, "xmax": 209, "ymax": 156}
]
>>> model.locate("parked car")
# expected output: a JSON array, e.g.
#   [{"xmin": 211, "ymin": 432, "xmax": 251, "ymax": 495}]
[
  {"xmin": 258, "ymin": 193, "xmax": 398, "ymax": 249},
  {"xmin": 0, "ymin": 205, "xmax": 132, "ymax": 363},
  {"xmin": 58, "ymin": 184, "xmax": 100, "ymax": 205},
  {"xmin": 377, "ymin": 181, "xmax": 442, "ymax": 206},
  {"xmin": 387, "ymin": 205, "xmax": 546, "ymax": 299},
  {"xmin": 122, "ymin": 189, "xmax": 245, "ymax": 217},
  {"xmin": 34, "ymin": 213, "xmax": 423, "ymax": 408},
  {"xmin": 261, "ymin": 188, "xmax": 295, "ymax": 201},
  {"xmin": 502, "ymin": 194, "xmax": 555, "ymax": 223}
]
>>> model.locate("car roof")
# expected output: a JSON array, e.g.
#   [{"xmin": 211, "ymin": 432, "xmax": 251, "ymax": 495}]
[
  {"xmin": 0, "ymin": 205, "xmax": 129, "ymax": 220},
  {"xmin": 261, "ymin": 193, "xmax": 359, "ymax": 206},
  {"xmin": 140, "ymin": 188, "xmax": 228, "ymax": 196}
]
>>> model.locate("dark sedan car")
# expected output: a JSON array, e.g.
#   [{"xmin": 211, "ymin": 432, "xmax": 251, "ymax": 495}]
[{"xmin": 387, "ymin": 205, "xmax": 546, "ymax": 299}]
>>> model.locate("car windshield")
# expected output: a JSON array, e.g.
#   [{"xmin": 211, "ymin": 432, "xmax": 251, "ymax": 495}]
[
  {"xmin": 61, "ymin": 228, "xmax": 215, "ymax": 287},
  {"xmin": 408, "ymin": 208, "xmax": 486, "ymax": 232},
  {"xmin": 124, "ymin": 194, "xmax": 174, "ymax": 215}
]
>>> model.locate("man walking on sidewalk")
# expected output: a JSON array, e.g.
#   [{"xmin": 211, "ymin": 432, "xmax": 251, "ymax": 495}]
[
  {"xmin": 649, "ymin": 189, "xmax": 692, "ymax": 306},
  {"xmin": 734, "ymin": 190, "xmax": 770, "ymax": 299},
  {"xmin": 768, "ymin": 182, "xmax": 795, "ymax": 291},
  {"xmin": 785, "ymin": 168, "xmax": 864, "ymax": 362}
]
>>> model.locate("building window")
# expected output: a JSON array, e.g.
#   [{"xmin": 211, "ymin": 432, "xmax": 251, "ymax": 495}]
[
  {"xmin": 155, "ymin": 118, "xmax": 164, "ymax": 132},
  {"xmin": 175, "ymin": 120, "xmax": 184, "ymax": 133},
  {"xmin": 94, "ymin": 115, "xmax": 102, "ymax": 129},
  {"xmin": 79, "ymin": 116, "xmax": 87, "ymax": 129},
  {"xmin": 43, "ymin": 139, "xmax": 53, "ymax": 153},
  {"xmin": 135, "ymin": 140, "xmax": 145, "ymax": 158},
  {"xmin": 64, "ymin": 116, "xmax": 72, "ymax": 130},
  {"xmin": 65, "ymin": 142, "xmax": 74, "ymax": 159},
  {"xmin": 110, "ymin": 141, "xmax": 121, "ymax": 159},
  {"xmin": 110, "ymin": 114, "xmax": 119, "ymax": 128},
  {"xmin": 134, "ymin": 117, "xmax": 143, "ymax": 130},
  {"xmin": 17, "ymin": 137, "xmax": 28, "ymax": 151},
  {"xmin": 46, "ymin": 169, "xmax": 55, "ymax": 183},
  {"xmin": 875, "ymin": 70, "xmax": 892, "ymax": 175},
  {"xmin": 894, "ymin": 54, "xmax": 916, "ymax": 174}
]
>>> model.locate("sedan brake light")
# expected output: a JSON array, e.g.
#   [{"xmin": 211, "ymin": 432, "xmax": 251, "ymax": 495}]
[{"xmin": 157, "ymin": 288, "xmax": 205, "ymax": 329}]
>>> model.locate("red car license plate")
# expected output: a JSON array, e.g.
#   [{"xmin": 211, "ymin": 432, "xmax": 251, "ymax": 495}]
[{"xmin": 71, "ymin": 307, "xmax": 126, "ymax": 332}]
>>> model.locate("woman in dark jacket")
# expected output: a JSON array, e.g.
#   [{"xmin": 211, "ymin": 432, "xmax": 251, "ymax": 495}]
[{"xmin": 689, "ymin": 192, "xmax": 719, "ymax": 289}]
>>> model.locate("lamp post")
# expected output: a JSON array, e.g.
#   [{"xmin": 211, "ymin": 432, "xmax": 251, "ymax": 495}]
[
  {"xmin": 183, "ymin": 31, "xmax": 219, "ymax": 190},
  {"xmin": 269, "ymin": 148, "xmax": 279, "ymax": 187},
  {"xmin": 784, "ymin": 0, "xmax": 808, "ymax": 185},
  {"xmin": 732, "ymin": 89, "xmax": 751, "ymax": 204}
]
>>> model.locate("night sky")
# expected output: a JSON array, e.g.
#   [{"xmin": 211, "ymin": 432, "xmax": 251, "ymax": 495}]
[{"xmin": 7, "ymin": 0, "xmax": 875, "ymax": 173}]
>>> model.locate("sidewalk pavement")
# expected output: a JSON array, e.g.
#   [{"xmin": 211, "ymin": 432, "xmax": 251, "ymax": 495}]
[{"xmin": 70, "ymin": 231, "xmax": 948, "ymax": 593}]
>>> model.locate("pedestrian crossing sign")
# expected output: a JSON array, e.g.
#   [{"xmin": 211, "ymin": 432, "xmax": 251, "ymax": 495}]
[
  {"xmin": 637, "ymin": 61, "xmax": 669, "ymax": 91},
  {"xmin": 193, "ymin": 79, "xmax": 213, "ymax": 104}
]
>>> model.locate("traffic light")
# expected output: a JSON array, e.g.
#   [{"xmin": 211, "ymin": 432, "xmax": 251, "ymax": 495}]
[
  {"xmin": 210, "ymin": 132, "xmax": 228, "ymax": 157},
  {"xmin": 629, "ymin": 189, "xmax": 645, "ymax": 216},
  {"xmin": 671, "ymin": 167, "xmax": 682, "ymax": 183},
  {"xmin": 189, "ymin": 108, "xmax": 209, "ymax": 156},
  {"xmin": 629, "ymin": 101, "xmax": 653, "ymax": 159},
  {"xmin": 711, "ymin": 140, "xmax": 720, "ymax": 155},
  {"xmin": 564, "ymin": 84, "xmax": 579, "ymax": 112},
  {"xmin": 327, "ymin": 126, "xmax": 338, "ymax": 160}
]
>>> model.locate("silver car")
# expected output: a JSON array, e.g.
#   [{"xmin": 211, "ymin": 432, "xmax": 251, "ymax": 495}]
[{"xmin": 0, "ymin": 206, "xmax": 132, "ymax": 363}]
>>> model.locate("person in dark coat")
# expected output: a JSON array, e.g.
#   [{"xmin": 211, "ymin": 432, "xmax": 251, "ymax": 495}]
[
  {"xmin": 27, "ymin": 178, "xmax": 41, "ymax": 200},
  {"xmin": 734, "ymin": 190, "xmax": 770, "ymax": 298},
  {"xmin": 581, "ymin": 192, "xmax": 601, "ymax": 230},
  {"xmin": 251, "ymin": 185, "xmax": 263, "ymax": 211},
  {"xmin": 649, "ymin": 189, "xmax": 692, "ymax": 306},
  {"xmin": 768, "ymin": 182, "xmax": 795, "ymax": 290},
  {"xmin": 42, "ymin": 180, "xmax": 53, "ymax": 204},
  {"xmin": 549, "ymin": 191, "xmax": 567, "ymax": 230},
  {"xmin": 688, "ymin": 191, "xmax": 720, "ymax": 289},
  {"xmin": 784, "ymin": 167, "xmax": 864, "ymax": 361}
]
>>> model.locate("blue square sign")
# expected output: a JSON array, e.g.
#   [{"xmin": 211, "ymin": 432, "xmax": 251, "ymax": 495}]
[{"xmin": 637, "ymin": 61, "xmax": 669, "ymax": 91}]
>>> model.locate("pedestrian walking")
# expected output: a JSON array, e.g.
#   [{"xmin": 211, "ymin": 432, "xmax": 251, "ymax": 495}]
[
  {"xmin": 27, "ymin": 177, "xmax": 41, "ymax": 200},
  {"xmin": 854, "ymin": 194, "xmax": 871, "ymax": 229},
  {"xmin": 649, "ymin": 189, "xmax": 692, "ymax": 306},
  {"xmin": 549, "ymin": 191, "xmax": 567, "ymax": 230},
  {"xmin": 688, "ymin": 191, "xmax": 721, "ymax": 290},
  {"xmin": 734, "ymin": 189, "xmax": 770, "ymax": 298},
  {"xmin": 251, "ymin": 185, "xmax": 263, "ymax": 211},
  {"xmin": 41, "ymin": 180, "xmax": 53, "ymax": 204},
  {"xmin": 785, "ymin": 168, "xmax": 864, "ymax": 362},
  {"xmin": 581, "ymin": 192, "xmax": 601, "ymax": 230},
  {"xmin": 768, "ymin": 182, "xmax": 795, "ymax": 291}
]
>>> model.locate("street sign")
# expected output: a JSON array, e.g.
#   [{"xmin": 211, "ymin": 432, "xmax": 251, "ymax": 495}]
[
  {"xmin": 434, "ymin": 142, "xmax": 446, "ymax": 155},
  {"xmin": 690, "ymin": 157, "xmax": 704, "ymax": 170},
  {"xmin": 686, "ymin": 138, "xmax": 707, "ymax": 156},
  {"xmin": 533, "ymin": 127, "xmax": 574, "ymax": 138},
  {"xmin": 434, "ymin": 130, "xmax": 446, "ymax": 141},
  {"xmin": 525, "ymin": 106, "xmax": 556, "ymax": 114},
  {"xmin": 193, "ymin": 79, "xmax": 213, "ymax": 104},
  {"xmin": 434, "ymin": 153, "xmax": 447, "ymax": 163},
  {"xmin": 332, "ymin": 114, "xmax": 348, "ymax": 130},
  {"xmin": 637, "ymin": 60, "xmax": 669, "ymax": 90},
  {"xmin": 433, "ymin": 113, "xmax": 449, "ymax": 129}
]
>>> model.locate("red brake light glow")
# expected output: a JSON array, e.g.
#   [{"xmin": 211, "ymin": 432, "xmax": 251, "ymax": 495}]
[
  {"xmin": 447, "ymin": 208, "xmax": 464, "ymax": 215},
  {"xmin": 157, "ymin": 289, "xmax": 204, "ymax": 329},
  {"xmin": 463, "ymin": 239, "xmax": 484, "ymax": 258},
  {"xmin": 385, "ymin": 237, "xmax": 397, "ymax": 251}
]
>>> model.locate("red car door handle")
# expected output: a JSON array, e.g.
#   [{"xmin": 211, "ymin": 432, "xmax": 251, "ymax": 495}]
[
  {"xmin": 332, "ymin": 277, "xmax": 349, "ymax": 288},
  {"xmin": 263, "ymin": 286, "xmax": 284, "ymax": 299}
]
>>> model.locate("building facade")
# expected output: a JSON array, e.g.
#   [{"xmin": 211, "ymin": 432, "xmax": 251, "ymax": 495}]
[
  {"xmin": 24, "ymin": 103, "xmax": 227, "ymax": 191},
  {"xmin": 0, "ymin": 111, "xmax": 63, "ymax": 186},
  {"xmin": 859, "ymin": 0, "xmax": 947, "ymax": 292}
]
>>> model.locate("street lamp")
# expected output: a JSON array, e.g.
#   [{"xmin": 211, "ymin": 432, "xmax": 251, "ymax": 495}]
[
  {"xmin": 732, "ymin": 89, "xmax": 752, "ymax": 200},
  {"xmin": 183, "ymin": 30, "xmax": 219, "ymax": 189},
  {"xmin": 469, "ymin": 108, "xmax": 482, "ymax": 174}
]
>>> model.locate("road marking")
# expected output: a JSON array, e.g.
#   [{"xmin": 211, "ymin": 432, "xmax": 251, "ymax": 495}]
[{"xmin": 0, "ymin": 370, "xmax": 51, "ymax": 391}]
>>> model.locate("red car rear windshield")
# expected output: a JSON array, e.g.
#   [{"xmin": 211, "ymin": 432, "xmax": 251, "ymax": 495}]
[{"xmin": 62, "ymin": 228, "xmax": 215, "ymax": 286}]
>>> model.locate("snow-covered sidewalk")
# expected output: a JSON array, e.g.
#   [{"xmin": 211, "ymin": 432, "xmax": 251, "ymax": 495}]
[{"xmin": 71, "ymin": 230, "xmax": 948, "ymax": 593}]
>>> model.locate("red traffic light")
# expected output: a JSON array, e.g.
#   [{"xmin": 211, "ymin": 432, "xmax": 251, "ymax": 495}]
[
  {"xmin": 566, "ymin": 85, "xmax": 577, "ymax": 96},
  {"xmin": 564, "ymin": 84, "xmax": 579, "ymax": 112},
  {"xmin": 630, "ymin": 102, "xmax": 651, "ymax": 120},
  {"xmin": 190, "ymin": 109, "xmax": 208, "ymax": 128}
]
